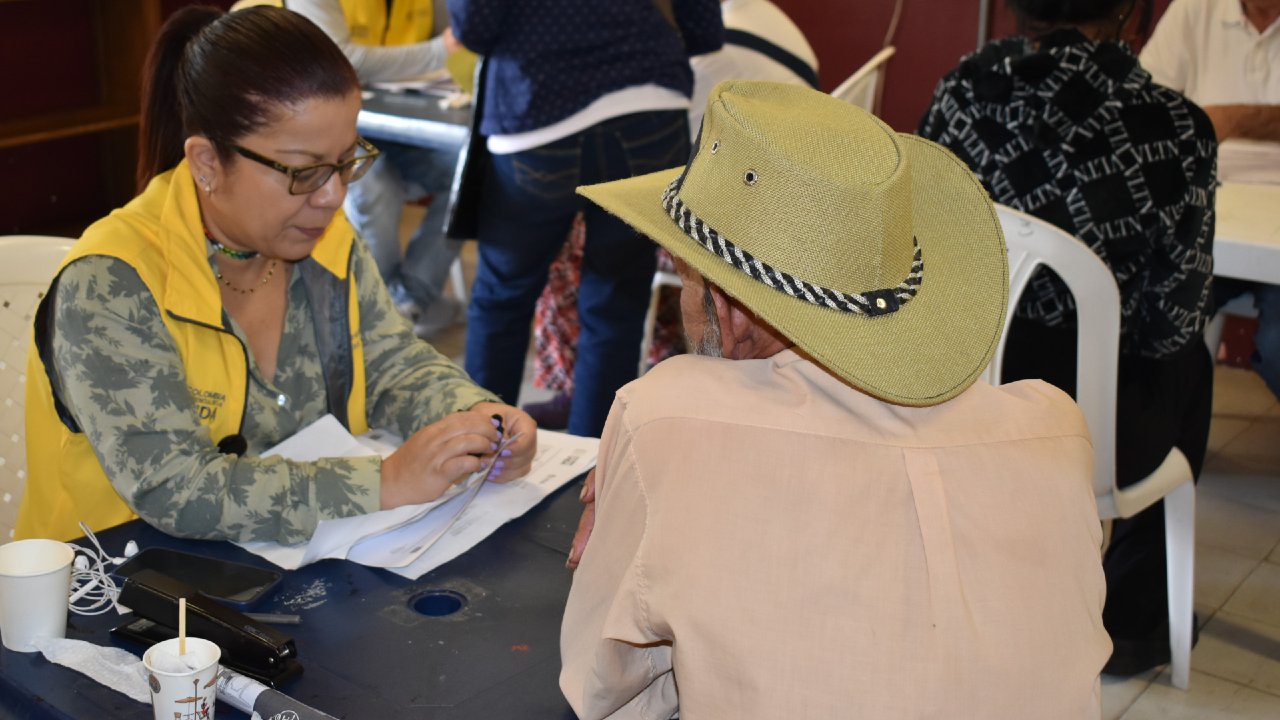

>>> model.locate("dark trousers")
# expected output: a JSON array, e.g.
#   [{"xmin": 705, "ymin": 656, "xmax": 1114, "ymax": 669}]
[
  {"xmin": 1001, "ymin": 317, "xmax": 1214, "ymax": 639},
  {"xmin": 465, "ymin": 110, "xmax": 690, "ymax": 437}
]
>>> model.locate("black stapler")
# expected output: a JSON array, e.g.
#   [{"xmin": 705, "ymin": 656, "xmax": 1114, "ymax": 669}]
[{"xmin": 112, "ymin": 568, "xmax": 303, "ymax": 686}]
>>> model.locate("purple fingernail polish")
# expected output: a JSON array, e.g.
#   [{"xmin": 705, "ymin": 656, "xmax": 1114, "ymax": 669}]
[
  {"xmin": 501, "ymin": 448, "xmax": 512, "ymax": 457},
  {"xmin": 491, "ymin": 441, "xmax": 499, "ymax": 452}
]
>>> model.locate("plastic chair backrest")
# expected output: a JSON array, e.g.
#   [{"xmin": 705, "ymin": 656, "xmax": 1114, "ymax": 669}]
[
  {"xmin": 988, "ymin": 207, "xmax": 1197, "ymax": 690},
  {"xmin": 830, "ymin": 46, "xmax": 896, "ymax": 113},
  {"xmin": 0, "ymin": 236, "xmax": 75, "ymax": 540},
  {"xmin": 987, "ymin": 206, "xmax": 1121, "ymax": 513}
]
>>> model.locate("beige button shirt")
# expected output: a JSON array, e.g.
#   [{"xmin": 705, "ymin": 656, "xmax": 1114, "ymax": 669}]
[{"xmin": 561, "ymin": 350, "xmax": 1110, "ymax": 719}]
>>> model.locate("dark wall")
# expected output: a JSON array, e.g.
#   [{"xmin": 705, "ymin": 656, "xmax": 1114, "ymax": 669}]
[
  {"xmin": 0, "ymin": 0, "xmax": 235, "ymax": 235},
  {"xmin": 775, "ymin": 0, "xmax": 1175, "ymax": 132},
  {"xmin": 2, "ymin": 0, "xmax": 1181, "ymax": 235}
]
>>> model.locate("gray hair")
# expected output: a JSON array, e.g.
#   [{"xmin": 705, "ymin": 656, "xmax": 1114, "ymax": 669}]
[{"xmin": 687, "ymin": 284, "xmax": 723, "ymax": 358}]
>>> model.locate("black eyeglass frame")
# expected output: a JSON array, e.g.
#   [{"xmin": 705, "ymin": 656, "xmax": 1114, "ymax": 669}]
[{"xmin": 231, "ymin": 137, "xmax": 381, "ymax": 195}]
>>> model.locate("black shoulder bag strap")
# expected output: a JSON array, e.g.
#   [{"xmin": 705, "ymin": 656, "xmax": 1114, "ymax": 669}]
[
  {"xmin": 298, "ymin": 256, "xmax": 354, "ymax": 429},
  {"xmin": 723, "ymin": 29, "xmax": 820, "ymax": 89}
]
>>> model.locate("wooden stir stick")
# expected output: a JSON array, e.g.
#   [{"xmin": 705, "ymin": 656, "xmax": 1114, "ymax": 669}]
[{"xmin": 178, "ymin": 596, "xmax": 187, "ymax": 656}]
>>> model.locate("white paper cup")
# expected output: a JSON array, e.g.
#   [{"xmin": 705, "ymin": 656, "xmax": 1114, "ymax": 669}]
[
  {"xmin": 0, "ymin": 538, "xmax": 75, "ymax": 652},
  {"xmin": 143, "ymin": 637, "xmax": 221, "ymax": 720}
]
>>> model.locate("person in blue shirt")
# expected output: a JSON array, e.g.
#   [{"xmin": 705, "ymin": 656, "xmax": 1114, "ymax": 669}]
[{"xmin": 450, "ymin": 0, "xmax": 724, "ymax": 438}]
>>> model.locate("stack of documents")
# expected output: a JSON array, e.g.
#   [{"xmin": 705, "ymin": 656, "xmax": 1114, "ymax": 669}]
[
  {"xmin": 1219, "ymin": 139, "xmax": 1280, "ymax": 185},
  {"xmin": 238, "ymin": 415, "xmax": 597, "ymax": 579}
]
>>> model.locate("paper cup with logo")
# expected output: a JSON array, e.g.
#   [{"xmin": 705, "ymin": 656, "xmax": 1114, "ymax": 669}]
[
  {"xmin": 143, "ymin": 637, "xmax": 221, "ymax": 720},
  {"xmin": 0, "ymin": 538, "xmax": 75, "ymax": 652}
]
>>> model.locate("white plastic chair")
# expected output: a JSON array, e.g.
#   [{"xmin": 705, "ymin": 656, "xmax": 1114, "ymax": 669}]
[
  {"xmin": 638, "ymin": 269, "xmax": 682, "ymax": 376},
  {"xmin": 987, "ymin": 205, "xmax": 1196, "ymax": 690},
  {"xmin": 830, "ymin": 46, "xmax": 896, "ymax": 114},
  {"xmin": 0, "ymin": 236, "xmax": 75, "ymax": 541}
]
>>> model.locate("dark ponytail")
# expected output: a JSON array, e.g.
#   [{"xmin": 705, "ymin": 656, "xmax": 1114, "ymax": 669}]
[
  {"xmin": 136, "ymin": 5, "xmax": 361, "ymax": 191},
  {"xmin": 138, "ymin": 6, "xmax": 221, "ymax": 191}
]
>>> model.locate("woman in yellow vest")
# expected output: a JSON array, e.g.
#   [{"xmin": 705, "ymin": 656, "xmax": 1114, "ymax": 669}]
[{"xmin": 17, "ymin": 5, "xmax": 534, "ymax": 544}]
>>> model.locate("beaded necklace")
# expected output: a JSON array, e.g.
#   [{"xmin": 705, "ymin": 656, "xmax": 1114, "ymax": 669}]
[
  {"xmin": 203, "ymin": 226, "xmax": 259, "ymax": 260},
  {"xmin": 204, "ymin": 226, "xmax": 274, "ymax": 294},
  {"xmin": 214, "ymin": 259, "xmax": 277, "ymax": 295}
]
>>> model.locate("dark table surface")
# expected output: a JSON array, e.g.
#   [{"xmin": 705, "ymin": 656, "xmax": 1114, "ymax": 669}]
[
  {"xmin": 0, "ymin": 482, "xmax": 586, "ymax": 720},
  {"xmin": 356, "ymin": 88, "xmax": 471, "ymax": 153}
]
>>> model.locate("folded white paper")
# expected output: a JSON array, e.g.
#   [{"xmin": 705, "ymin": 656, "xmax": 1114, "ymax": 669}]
[{"xmin": 237, "ymin": 418, "xmax": 597, "ymax": 579}]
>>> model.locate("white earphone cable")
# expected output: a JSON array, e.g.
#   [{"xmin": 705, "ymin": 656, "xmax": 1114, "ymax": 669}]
[{"xmin": 65, "ymin": 522, "xmax": 130, "ymax": 616}]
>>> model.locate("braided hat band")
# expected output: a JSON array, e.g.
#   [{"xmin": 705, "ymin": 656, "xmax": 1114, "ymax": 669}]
[
  {"xmin": 578, "ymin": 81, "xmax": 1009, "ymax": 406},
  {"xmin": 661, "ymin": 179, "xmax": 924, "ymax": 317}
]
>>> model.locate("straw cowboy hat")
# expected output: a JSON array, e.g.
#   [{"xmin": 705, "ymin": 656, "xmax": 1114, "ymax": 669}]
[{"xmin": 579, "ymin": 80, "xmax": 1008, "ymax": 406}]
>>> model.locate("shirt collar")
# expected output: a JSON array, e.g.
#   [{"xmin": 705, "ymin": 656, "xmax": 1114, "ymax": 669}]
[
  {"xmin": 1220, "ymin": 0, "xmax": 1247, "ymax": 28},
  {"xmin": 1221, "ymin": 1, "xmax": 1280, "ymax": 37}
]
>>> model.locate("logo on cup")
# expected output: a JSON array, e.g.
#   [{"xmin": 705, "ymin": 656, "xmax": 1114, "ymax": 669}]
[{"xmin": 149, "ymin": 673, "xmax": 161, "ymax": 694}]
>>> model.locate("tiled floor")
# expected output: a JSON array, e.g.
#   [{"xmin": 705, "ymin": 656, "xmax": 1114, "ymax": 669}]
[
  {"xmin": 425, "ymin": 217, "xmax": 1280, "ymax": 717},
  {"xmin": 1101, "ymin": 366, "xmax": 1280, "ymax": 719}
]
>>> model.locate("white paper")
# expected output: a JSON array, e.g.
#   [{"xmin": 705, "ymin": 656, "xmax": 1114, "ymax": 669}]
[
  {"xmin": 259, "ymin": 414, "xmax": 377, "ymax": 463},
  {"xmin": 237, "ymin": 419, "xmax": 597, "ymax": 579},
  {"xmin": 372, "ymin": 431, "xmax": 598, "ymax": 579},
  {"xmin": 1218, "ymin": 139, "xmax": 1280, "ymax": 185},
  {"xmin": 369, "ymin": 68, "xmax": 458, "ymax": 97}
]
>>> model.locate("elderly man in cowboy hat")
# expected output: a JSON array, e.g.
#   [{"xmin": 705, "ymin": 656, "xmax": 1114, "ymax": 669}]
[{"xmin": 559, "ymin": 81, "xmax": 1110, "ymax": 719}]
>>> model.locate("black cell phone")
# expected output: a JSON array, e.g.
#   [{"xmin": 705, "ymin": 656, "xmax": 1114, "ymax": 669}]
[{"xmin": 113, "ymin": 547, "xmax": 282, "ymax": 608}]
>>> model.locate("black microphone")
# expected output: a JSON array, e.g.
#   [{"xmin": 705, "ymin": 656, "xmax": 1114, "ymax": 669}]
[{"xmin": 217, "ymin": 434, "xmax": 248, "ymax": 456}]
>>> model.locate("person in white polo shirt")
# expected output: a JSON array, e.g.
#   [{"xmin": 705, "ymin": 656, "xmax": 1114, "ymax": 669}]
[{"xmin": 1142, "ymin": 0, "xmax": 1280, "ymax": 402}]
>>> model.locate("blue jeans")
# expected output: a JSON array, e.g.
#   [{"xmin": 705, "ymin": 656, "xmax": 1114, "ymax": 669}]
[
  {"xmin": 344, "ymin": 140, "xmax": 462, "ymax": 310},
  {"xmin": 465, "ymin": 110, "xmax": 689, "ymax": 437},
  {"xmin": 1215, "ymin": 278, "xmax": 1280, "ymax": 401}
]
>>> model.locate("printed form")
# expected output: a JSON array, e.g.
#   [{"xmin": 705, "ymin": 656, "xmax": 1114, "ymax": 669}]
[{"xmin": 237, "ymin": 415, "xmax": 597, "ymax": 579}]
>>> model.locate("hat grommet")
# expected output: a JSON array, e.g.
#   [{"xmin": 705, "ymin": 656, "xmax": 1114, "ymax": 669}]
[
  {"xmin": 743, "ymin": 169, "xmax": 759, "ymax": 186},
  {"xmin": 710, "ymin": 140, "xmax": 720, "ymax": 154},
  {"xmin": 875, "ymin": 297, "xmax": 888, "ymax": 310}
]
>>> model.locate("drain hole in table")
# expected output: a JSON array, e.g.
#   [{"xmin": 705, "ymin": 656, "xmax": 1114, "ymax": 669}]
[{"xmin": 411, "ymin": 589, "xmax": 467, "ymax": 617}]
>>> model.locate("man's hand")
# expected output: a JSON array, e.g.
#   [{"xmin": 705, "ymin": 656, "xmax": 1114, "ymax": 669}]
[
  {"xmin": 442, "ymin": 26, "xmax": 462, "ymax": 54},
  {"xmin": 566, "ymin": 469, "xmax": 596, "ymax": 570}
]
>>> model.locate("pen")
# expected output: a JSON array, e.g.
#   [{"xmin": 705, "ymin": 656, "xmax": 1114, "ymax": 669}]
[
  {"xmin": 491, "ymin": 414, "xmax": 507, "ymax": 478},
  {"xmin": 245, "ymin": 612, "xmax": 301, "ymax": 625}
]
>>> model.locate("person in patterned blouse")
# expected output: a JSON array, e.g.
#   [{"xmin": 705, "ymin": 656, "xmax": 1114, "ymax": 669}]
[
  {"xmin": 16, "ymin": 6, "xmax": 534, "ymax": 546},
  {"xmin": 449, "ymin": 0, "xmax": 724, "ymax": 438},
  {"xmin": 918, "ymin": 0, "xmax": 1217, "ymax": 677}
]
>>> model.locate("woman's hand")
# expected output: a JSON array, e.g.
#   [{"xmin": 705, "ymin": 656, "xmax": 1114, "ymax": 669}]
[
  {"xmin": 379, "ymin": 410, "xmax": 499, "ymax": 509},
  {"xmin": 468, "ymin": 402, "xmax": 537, "ymax": 483}
]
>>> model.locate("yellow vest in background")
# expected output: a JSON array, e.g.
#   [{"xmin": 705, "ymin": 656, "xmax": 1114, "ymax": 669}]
[
  {"xmin": 16, "ymin": 160, "xmax": 368, "ymax": 541},
  {"xmin": 341, "ymin": 0, "xmax": 434, "ymax": 46}
]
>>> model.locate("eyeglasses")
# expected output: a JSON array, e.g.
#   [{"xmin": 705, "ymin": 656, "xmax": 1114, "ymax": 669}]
[{"xmin": 231, "ymin": 137, "xmax": 381, "ymax": 195}]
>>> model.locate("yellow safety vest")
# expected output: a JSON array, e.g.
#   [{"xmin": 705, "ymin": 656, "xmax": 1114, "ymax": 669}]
[
  {"xmin": 340, "ymin": 0, "xmax": 434, "ymax": 46},
  {"xmin": 17, "ymin": 160, "xmax": 368, "ymax": 541}
]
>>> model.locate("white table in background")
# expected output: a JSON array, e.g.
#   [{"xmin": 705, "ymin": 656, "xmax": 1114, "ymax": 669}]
[{"xmin": 1213, "ymin": 182, "xmax": 1280, "ymax": 284}]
